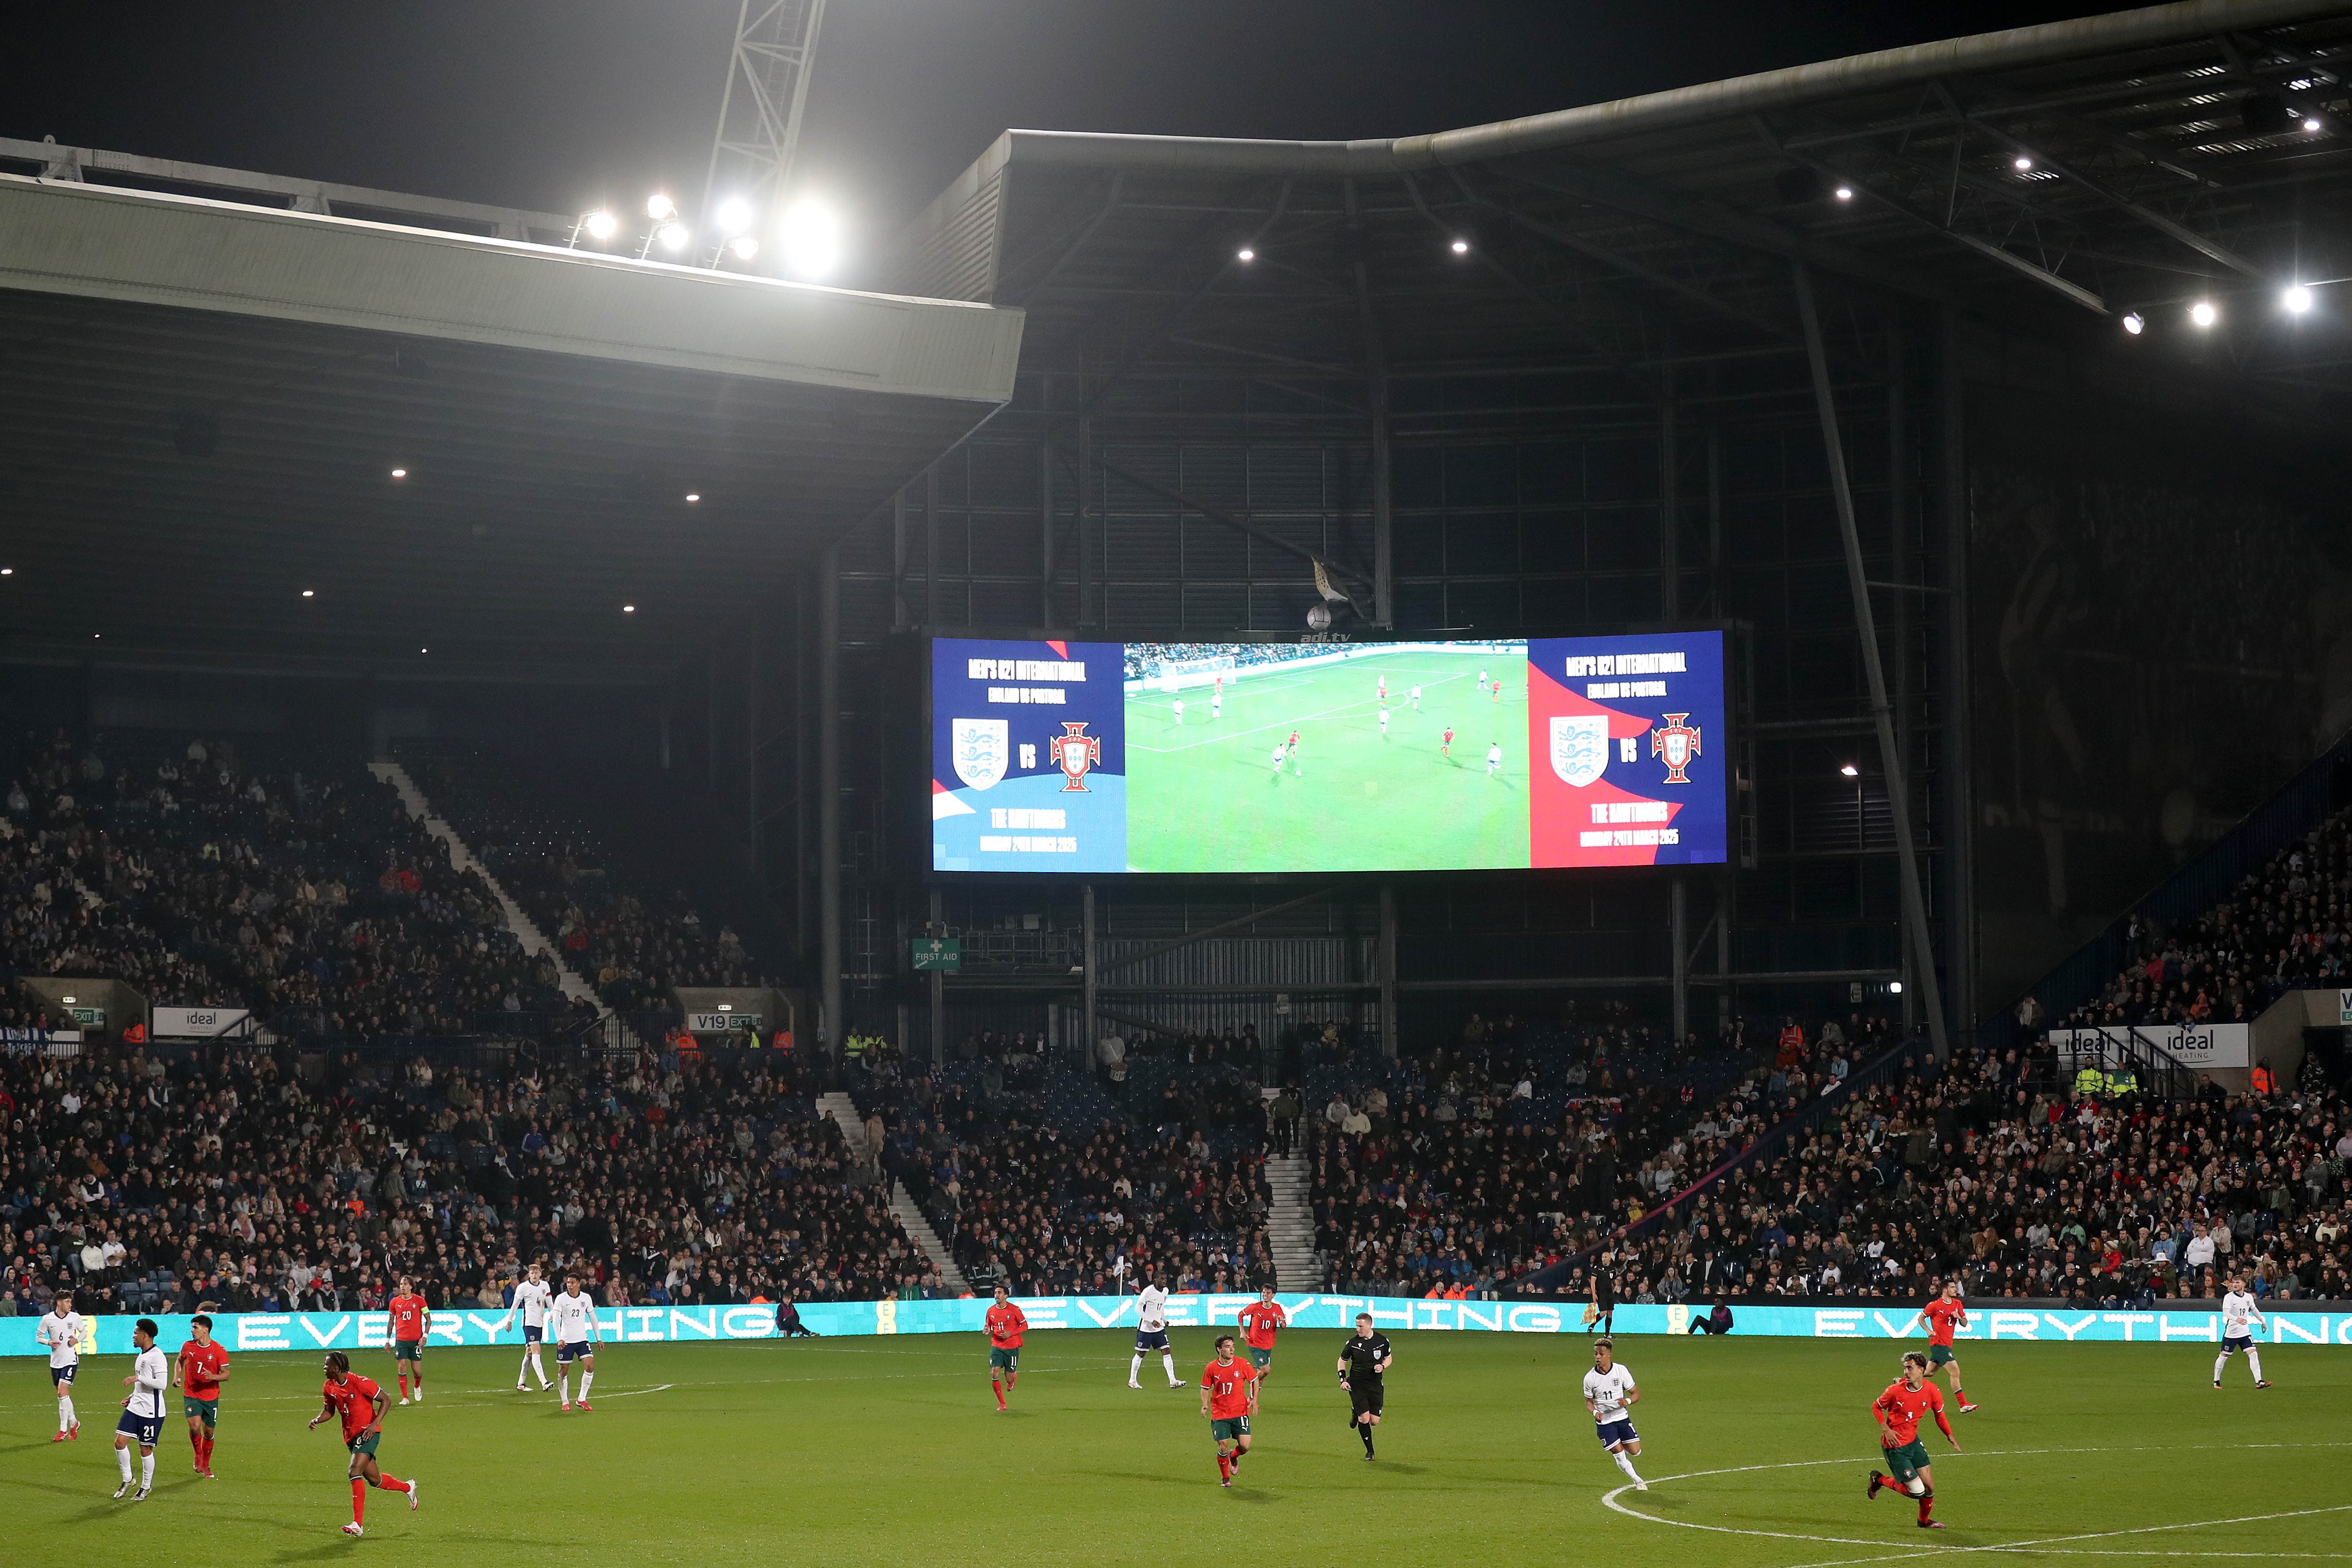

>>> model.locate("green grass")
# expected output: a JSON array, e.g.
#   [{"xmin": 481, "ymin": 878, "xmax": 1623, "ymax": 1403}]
[
  {"xmin": 1124, "ymin": 648, "xmax": 1530, "ymax": 872},
  {"xmin": 8, "ymin": 1329, "xmax": 2347, "ymax": 1565}
]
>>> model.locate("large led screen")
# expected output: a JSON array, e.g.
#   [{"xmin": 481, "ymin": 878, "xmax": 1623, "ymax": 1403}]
[{"xmin": 930, "ymin": 633, "xmax": 1726, "ymax": 873}]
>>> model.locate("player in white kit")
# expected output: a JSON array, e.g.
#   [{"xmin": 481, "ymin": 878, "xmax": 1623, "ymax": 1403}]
[
  {"xmin": 1128, "ymin": 1276, "xmax": 1185, "ymax": 1389},
  {"xmin": 1582, "ymin": 1339, "xmax": 1647, "ymax": 1489},
  {"xmin": 549, "ymin": 1276, "xmax": 602, "ymax": 1411},
  {"xmin": 1211, "ymin": 690, "xmax": 1221, "ymax": 720},
  {"xmin": 1410, "ymin": 685, "xmax": 1422, "ymax": 710},
  {"xmin": 1487, "ymin": 741, "xmax": 1503, "ymax": 776},
  {"xmin": 1270, "ymin": 740, "xmax": 1288, "ymax": 775},
  {"xmin": 498, "ymin": 1264, "xmax": 557, "ymax": 1391},
  {"xmin": 1172, "ymin": 697, "xmax": 1184, "ymax": 726},
  {"xmin": 1379, "ymin": 706, "xmax": 1390, "ymax": 738},
  {"xmin": 39, "ymin": 1288, "xmax": 85, "ymax": 1440},
  {"xmin": 2214, "ymin": 1278, "xmax": 2272, "ymax": 1390},
  {"xmin": 114, "ymin": 1318, "xmax": 168, "ymax": 1500}
]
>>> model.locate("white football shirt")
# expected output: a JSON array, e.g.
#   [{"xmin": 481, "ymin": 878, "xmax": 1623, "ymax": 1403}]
[
  {"xmin": 506, "ymin": 1277, "xmax": 554, "ymax": 1330},
  {"xmin": 1137, "ymin": 1285, "xmax": 1170, "ymax": 1333},
  {"xmin": 549, "ymin": 1290, "xmax": 599, "ymax": 1345},
  {"xmin": 1583, "ymin": 1364, "xmax": 1637, "ymax": 1423},
  {"xmin": 2220, "ymin": 1291, "xmax": 2264, "ymax": 1337},
  {"xmin": 37, "ymin": 1309, "xmax": 84, "ymax": 1368},
  {"xmin": 127, "ymin": 1346, "xmax": 169, "ymax": 1418}
]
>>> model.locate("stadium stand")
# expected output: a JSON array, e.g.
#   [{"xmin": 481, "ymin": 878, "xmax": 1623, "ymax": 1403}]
[
  {"xmin": 394, "ymin": 743, "xmax": 779, "ymax": 1035},
  {"xmin": 0, "ymin": 1037, "xmax": 935, "ymax": 1319},
  {"xmin": 0, "ymin": 732, "xmax": 570, "ymax": 1039}
]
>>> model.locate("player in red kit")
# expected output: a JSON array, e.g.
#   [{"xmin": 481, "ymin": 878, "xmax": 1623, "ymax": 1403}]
[
  {"xmin": 1442, "ymin": 726, "xmax": 1455, "ymax": 759},
  {"xmin": 1867, "ymin": 1351, "xmax": 1958, "ymax": 1528},
  {"xmin": 1200, "ymin": 1335, "xmax": 1262, "ymax": 1487},
  {"xmin": 984, "ymin": 1285, "xmax": 1027, "ymax": 1412},
  {"xmin": 385, "ymin": 1277, "xmax": 431, "ymax": 1404},
  {"xmin": 173, "ymin": 1314, "xmax": 230, "ymax": 1477},
  {"xmin": 1919, "ymin": 1280, "xmax": 1978, "ymax": 1411},
  {"xmin": 1238, "ymin": 1287, "xmax": 1287, "ymax": 1382},
  {"xmin": 310, "ymin": 1351, "xmax": 416, "ymax": 1537}
]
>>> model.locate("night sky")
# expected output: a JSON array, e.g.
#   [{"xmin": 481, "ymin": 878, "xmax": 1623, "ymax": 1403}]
[{"xmin": 8, "ymin": 0, "xmax": 2113, "ymax": 267}]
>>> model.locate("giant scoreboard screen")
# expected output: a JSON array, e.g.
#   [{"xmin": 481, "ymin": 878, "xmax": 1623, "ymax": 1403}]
[{"xmin": 928, "ymin": 632, "xmax": 1727, "ymax": 874}]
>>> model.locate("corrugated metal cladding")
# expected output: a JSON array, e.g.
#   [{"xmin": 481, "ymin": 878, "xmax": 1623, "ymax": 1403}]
[
  {"xmin": 1095, "ymin": 936, "xmax": 1374, "ymax": 990},
  {"xmin": 1072, "ymin": 996, "xmax": 1373, "ymax": 1043},
  {"xmin": 874, "ymin": 163, "xmax": 1006, "ymax": 304}
]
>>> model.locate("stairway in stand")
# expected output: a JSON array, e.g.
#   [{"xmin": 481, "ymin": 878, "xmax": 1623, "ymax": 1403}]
[
  {"xmin": 370, "ymin": 759, "xmax": 644, "ymax": 1055},
  {"xmin": 819, "ymin": 1090, "xmax": 969, "ymax": 1295},
  {"xmin": 1265, "ymin": 1146, "xmax": 1318, "ymax": 1292}
]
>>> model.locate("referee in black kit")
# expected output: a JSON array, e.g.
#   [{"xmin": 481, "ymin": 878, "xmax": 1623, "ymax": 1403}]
[{"xmin": 1337, "ymin": 1312, "xmax": 1394, "ymax": 1459}]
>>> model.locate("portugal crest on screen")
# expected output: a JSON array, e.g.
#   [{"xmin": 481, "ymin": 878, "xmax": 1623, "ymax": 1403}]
[
  {"xmin": 952, "ymin": 718, "xmax": 1010, "ymax": 791},
  {"xmin": 1052, "ymin": 721, "xmax": 1101, "ymax": 792},
  {"xmin": 1651, "ymin": 713, "xmax": 1701, "ymax": 784},
  {"xmin": 1549, "ymin": 715, "xmax": 1608, "ymax": 787}
]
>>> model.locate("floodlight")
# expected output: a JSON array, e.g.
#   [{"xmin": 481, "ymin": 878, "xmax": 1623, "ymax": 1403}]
[
  {"xmin": 647, "ymin": 193, "xmax": 677, "ymax": 222},
  {"xmin": 2283, "ymin": 284, "xmax": 2315, "ymax": 314},
  {"xmin": 1840, "ymin": 763, "xmax": 1859, "ymax": 777},
  {"xmin": 622, "ymin": 604, "xmax": 636, "ymax": 613},
  {"xmin": 685, "ymin": 492, "xmax": 702, "ymax": 503},
  {"xmin": 390, "ymin": 467, "xmax": 408, "ymax": 478},
  {"xmin": 2, "ymin": 569, "xmax": 13, "ymax": 576},
  {"xmin": 729, "ymin": 234, "xmax": 759, "ymax": 260},
  {"xmin": 715, "ymin": 197, "xmax": 756, "ymax": 234},
  {"xmin": 2013, "ymin": 156, "xmax": 2033, "ymax": 170},
  {"xmin": 657, "ymin": 221, "xmax": 690, "ymax": 252},
  {"xmin": 1236, "ymin": 247, "xmax": 1255, "ymax": 262},
  {"xmin": 2121, "ymin": 312, "xmax": 2145, "ymax": 335},
  {"xmin": 2190, "ymin": 300, "xmax": 2218, "ymax": 327},
  {"xmin": 302, "ymin": 589, "xmax": 315, "ymax": 598},
  {"xmin": 1889, "ymin": 981, "xmax": 1905, "ymax": 994},
  {"xmin": 2306, "ymin": 116, "xmax": 2326, "ymax": 133},
  {"xmin": 584, "ymin": 210, "xmax": 617, "ymax": 240},
  {"xmin": 1450, "ymin": 238, "xmax": 1470, "ymax": 254},
  {"xmin": 778, "ymin": 200, "xmax": 841, "ymax": 278},
  {"xmin": 1834, "ymin": 186, "xmax": 1854, "ymax": 200}
]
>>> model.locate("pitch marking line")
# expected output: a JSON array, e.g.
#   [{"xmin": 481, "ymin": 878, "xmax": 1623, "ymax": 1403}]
[{"xmin": 1602, "ymin": 1444, "xmax": 2352, "ymax": 1565}]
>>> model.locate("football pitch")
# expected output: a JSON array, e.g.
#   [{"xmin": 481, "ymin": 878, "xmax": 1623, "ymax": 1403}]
[
  {"xmin": 1123, "ymin": 649, "xmax": 1530, "ymax": 872},
  {"xmin": 7, "ymin": 1329, "xmax": 2346, "ymax": 1566}
]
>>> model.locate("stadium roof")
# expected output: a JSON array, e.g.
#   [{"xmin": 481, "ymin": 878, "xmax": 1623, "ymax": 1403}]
[
  {"xmin": 880, "ymin": 0, "xmax": 2352, "ymax": 419},
  {"xmin": 0, "ymin": 156, "xmax": 1023, "ymax": 684}
]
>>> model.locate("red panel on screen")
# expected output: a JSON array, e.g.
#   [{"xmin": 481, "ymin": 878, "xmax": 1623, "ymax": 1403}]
[{"xmin": 1526, "ymin": 666, "xmax": 1680, "ymax": 867}]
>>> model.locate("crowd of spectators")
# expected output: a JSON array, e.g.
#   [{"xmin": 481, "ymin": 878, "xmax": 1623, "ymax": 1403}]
[
  {"xmin": 0, "ymin": 732, "xmax": 568, "ymax": 1041},
  {"xmin": 1304, "ymin": 1005, "xmax": 1910, "ymax": 1297},
  {"xmin": 848, "ymin": 1036, "xmax": 1276, "ymax": 1298},
  {"xmin": 397, "ymin": 744, "xmax": 777, "ymax": 1020},
  {"xmin": 0, "ymin": 1036, "xmax": 936, "ymax": 1320},
  {"xmin": 2061, "ymin": 810, "xmax": 2352, "ymax": 1031},
  {"xmin": 1549, "ymin": 1035, "xmax": 2350, "ymax": 1309}
]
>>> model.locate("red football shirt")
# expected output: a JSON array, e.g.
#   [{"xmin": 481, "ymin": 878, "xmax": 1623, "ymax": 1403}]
[
  {"xmin": 985, "ymin": 1303, "xmax": 1027, "ymax": 1349},
  {"xmin": 1922, "ymin": 1298, "xmax": 1966, "ymax": 1347},
  {"xmin": 1872, "ymin": 1379, "xmax": 1945, "ymax": 1446},
  {"xmin": 178, "ymin": 1340, "xmax": 229, "ymax": 1399},
  {"xmin": 388, "ymin": 1294, "xmax": 429, "ymax": 1343},
  {"xmin": 323, "ymin": 1373, "xmax": 384, "ymax": 1443},
  {"xmin": 1237, "ymin": 1301, "xmax": 1287, "ymax": 1350},
  {"xmin": 1201, "ymin": 1357, "xmax": 1259, "ymax": 1419}
]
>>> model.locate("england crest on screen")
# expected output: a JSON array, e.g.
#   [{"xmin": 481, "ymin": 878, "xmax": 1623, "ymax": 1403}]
[
  {"xmin": 952, "ymin": 718, "xmax": 1010, "ymax": 791},
  {"xmin": 1549, "ymin": 715, "xmax": 1608, "ymax": 787}
]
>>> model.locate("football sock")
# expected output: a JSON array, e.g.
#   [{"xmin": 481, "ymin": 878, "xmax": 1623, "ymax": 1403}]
[
  {"xmin": 1613, "ymin": 1449, "xmax": 1642, "ymax": 1481},
  {"xmin": 531, "ymin": 1352, "xmax": 547, "ymax": 1387},
  {"xmin": 141, "ymin": 1452, "xmax": 155, "ymax": 1490},
  {"xmin": 59, "ymin": 1394, "xmax": 73, "ymax": 1431},
  {"xmin": 1129, "ymin": 1355, "xmax": 1143, "ymax": 1381},
  {"xmin": 352, "ymin": 1478, "xmax": 367, "ymax": 1524},
  {"xmin": 118, "ymin": 1446, "xmax": 134, "ymax": 1483},
  {"xmin": 397, "ymin": 1373, "xmax": 409, "ymax": 1399},
  {"xmin": 2213, "ymin": 1352, "xmax": 2228, "ymax": 1382},
  {"xmin": 1358, "ymin": 1424, "xmax": 1375, "ymax": 1454},
  {"xmin": 190, "ymin": 1427, "xmax": 203, "ymax": 1458},
  {"xmin": 1217, "ymin": 1452, "xmax": 1232, "ymax": 1482},
  {"xmin": 577, "ymin": 1371, "xmax": 592, "ymax": 1401},
  {"xmin": 201, "ymin": 1432, "xmax": 215, "ymax": 1467},
  {"xmin": 992, "ymin": 1377, "xmax": 1005, "ymax": 1409},
  {"xmin": 374, "ymin": 1472, "xmax": 410, "ymax": 1494},
  {"xmin": 558, "ymin": 1371, "xmax": 570, "ymax": 1403},
  {"xmin": 2247, "ymin": 1350, "xmax": 2265, "ymax": 1382},
  {"xmin": 1917, "ymin": 1488, "xmax": 1935, "ymax": 1524},
  {"xmin": 1161, "ymin": 1354, "xmax": 1178, "ymax": 1383}
]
